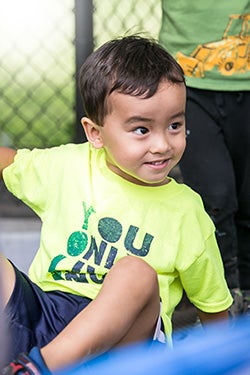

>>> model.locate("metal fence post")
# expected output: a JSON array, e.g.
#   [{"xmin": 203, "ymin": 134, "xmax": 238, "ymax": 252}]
[{"xmin": 74, "ymin": 0, "xmax": 93, "ymax": 143}]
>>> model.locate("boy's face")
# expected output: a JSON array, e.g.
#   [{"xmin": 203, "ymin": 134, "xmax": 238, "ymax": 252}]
[{"xmin": 87, "ymin": 80, "xmax": 186, "ymax": 186}]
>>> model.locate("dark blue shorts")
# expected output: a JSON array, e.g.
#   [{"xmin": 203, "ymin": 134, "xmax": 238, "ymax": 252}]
[{"xmin": 5, "ymin": 264, "xmax": 92, "ymax": 362}]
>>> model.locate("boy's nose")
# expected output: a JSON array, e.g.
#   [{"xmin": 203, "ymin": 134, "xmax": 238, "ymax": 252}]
[{"xmin": 150, "ymin": 134, "xmax": 171, "ymax": 154}]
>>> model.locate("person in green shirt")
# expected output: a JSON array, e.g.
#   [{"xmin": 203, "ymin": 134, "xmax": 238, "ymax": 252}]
[
  {"xmin": 159, "ymin": 0, "xmax": 250, "ymax": 316},
  {"xmin": 0, "ymin": 35, "xmax": 232, "ymax": 374}
]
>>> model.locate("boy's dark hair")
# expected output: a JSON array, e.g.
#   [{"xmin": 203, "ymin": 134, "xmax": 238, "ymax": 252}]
[{"xmin": 79, "ymin": 35, "xmax": 185, "ymax": 126}]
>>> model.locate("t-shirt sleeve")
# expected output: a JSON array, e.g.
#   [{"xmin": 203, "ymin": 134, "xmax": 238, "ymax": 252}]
[
  {"xmin": 180, "ymin": 233, "xmax": 233, "ymax": 312},
  {"xmin": 3, "ymin": 148, "xmax": 52, "ymax": 217}
]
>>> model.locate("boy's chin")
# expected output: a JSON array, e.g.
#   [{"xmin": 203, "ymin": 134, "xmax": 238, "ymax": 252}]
[{"xmin": 128, "ymin": 175, "xmax": 170, "ymax": 187}]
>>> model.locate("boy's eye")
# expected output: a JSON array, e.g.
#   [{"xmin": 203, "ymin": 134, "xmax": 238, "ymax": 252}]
[
  {"xmin": 134, "ymin": 127, "xmax": 148, "ymax": 135},
  {"xmin": 169, "ymin": 122, "xmax": 181, "ymax": 131}
]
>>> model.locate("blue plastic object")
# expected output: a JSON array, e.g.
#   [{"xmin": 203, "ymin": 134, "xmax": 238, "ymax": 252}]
[{"xmin": 56, "ymin": 316, "xmax": 250, "ymax": 375}]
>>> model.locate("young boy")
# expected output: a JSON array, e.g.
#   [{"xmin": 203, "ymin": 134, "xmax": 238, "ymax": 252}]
[{"xmin": 0, "ymin": 35, "xmax": 232, "ymax": 374}]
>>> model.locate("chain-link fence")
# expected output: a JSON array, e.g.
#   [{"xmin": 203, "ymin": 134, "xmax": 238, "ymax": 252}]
[
  {"xmin": 0, "ymin": 0, "xmax": 161, "ymax": 149},
  {"xmin": 0, "ymin": 0, "xmax": 76, "ymax": 150},
  {"xmin": 93, "ymin": 0, "xmax": 161, "ymax": 48},
  {"xmin": 0, "ymin": 0, "xmax": 162, "ymax": 217}
]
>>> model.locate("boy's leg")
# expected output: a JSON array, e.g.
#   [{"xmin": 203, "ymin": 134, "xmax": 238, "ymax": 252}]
[
  {"xmin": 41, "ymin": 256, "xmax": 161, "ymax": 371},
  {"xmin": 0, "ymin": 254, "xmax": 16, "ymax": 307}
]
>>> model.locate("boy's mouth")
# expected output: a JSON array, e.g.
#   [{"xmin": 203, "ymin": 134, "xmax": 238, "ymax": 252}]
[
  {"xmin": 151, "ymin": 160, "xmax": 166, "ymax": 165},
  {"xmin": 144, "ymin": 159, "xmax": 171, "ymax": 172},
  {"xmin": 145, "ymin": 159, "xmax": 169, "ymax": 166}
]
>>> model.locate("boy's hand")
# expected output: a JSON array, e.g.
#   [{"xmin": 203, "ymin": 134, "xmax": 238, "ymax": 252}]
[
  {"xmin": 0, "ymin": 147, "xmax": 16, "ymax": 179},
  {"xmin": 197, "ymin": 308, "xmax": 229, "ymax": 325}
]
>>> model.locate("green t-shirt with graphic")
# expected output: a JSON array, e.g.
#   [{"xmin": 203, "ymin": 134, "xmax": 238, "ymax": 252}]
[
  {"xmin": 159, "ymin": 0, "xmax": 250, "ymax": 90},
  {"xmin": 3, "ymin": 143, "xmax": 232, "ymax": 338}
]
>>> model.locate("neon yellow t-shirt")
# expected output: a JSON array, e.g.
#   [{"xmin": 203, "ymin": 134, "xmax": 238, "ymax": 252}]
[{"xmin": 3, "ymin": 143, "xmax": 232, "ymax": 337}]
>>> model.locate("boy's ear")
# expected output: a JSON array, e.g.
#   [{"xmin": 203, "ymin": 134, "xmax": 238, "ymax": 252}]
[{"xmin": 81, "ymin": 117, "xmax": 104, "ymax": 149}]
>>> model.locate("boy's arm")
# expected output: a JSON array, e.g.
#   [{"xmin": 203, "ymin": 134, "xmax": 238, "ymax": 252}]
[
  {"xmin": 197, "ymin": 308, "xmax": 229, "ymax": 325},
  {"xmin": 0, "ymin": 147, "xmax": 17, "ymax": 179}
]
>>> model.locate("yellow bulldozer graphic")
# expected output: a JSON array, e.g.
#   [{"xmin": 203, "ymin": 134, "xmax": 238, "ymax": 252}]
[{"xmin": 176, "ymin": 13, "xmax": 250, "ymax": 77}]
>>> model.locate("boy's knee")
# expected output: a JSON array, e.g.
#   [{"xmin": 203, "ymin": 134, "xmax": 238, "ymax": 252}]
[
  {"xmin": 116, "ymin": 255, "xmax": 155, "ymax": 272},
  {"xmin": 115, "ymin": 256, "xmax": 158, "ymax": 290}
]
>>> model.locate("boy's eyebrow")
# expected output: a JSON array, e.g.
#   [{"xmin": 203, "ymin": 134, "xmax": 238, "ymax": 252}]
[
  {"xmin": 169, "ymin": 110, "xmax": 186, "ymax": 120},
  {"xmin": 125, "ymin": 116, "xmax": 154, "ymax": 124},
  {"xmin": 125, "ymin": 111, "xmax": 185, "ymax": 125}
]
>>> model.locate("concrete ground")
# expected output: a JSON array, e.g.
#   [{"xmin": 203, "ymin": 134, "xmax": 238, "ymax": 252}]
[{"xmin": 0, "ymin": 217, "xmax": 41, "ymax": 273}]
